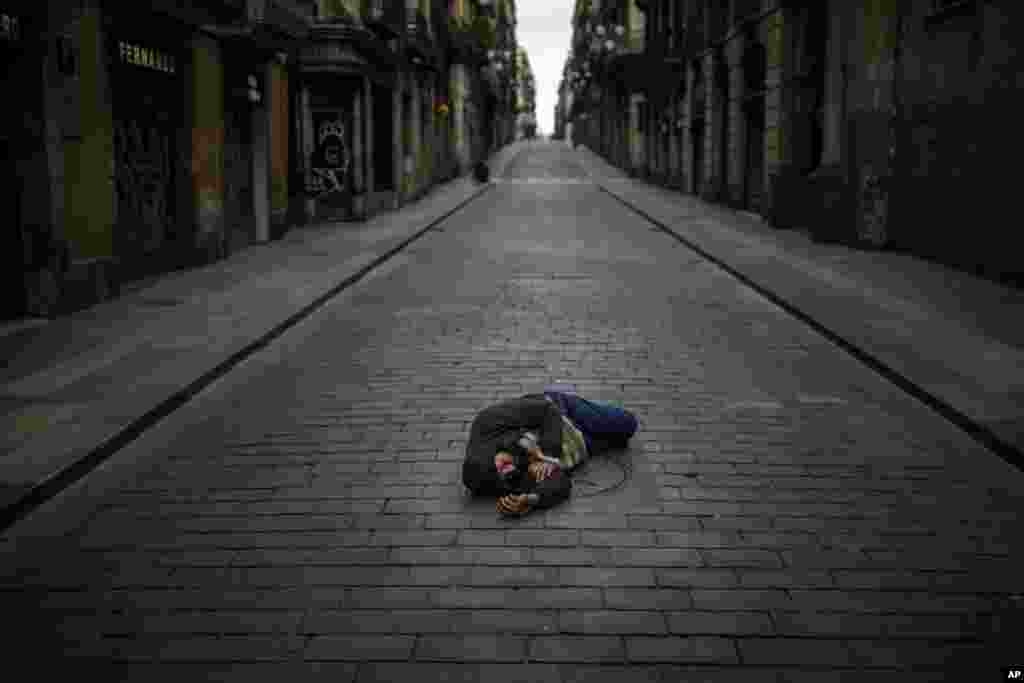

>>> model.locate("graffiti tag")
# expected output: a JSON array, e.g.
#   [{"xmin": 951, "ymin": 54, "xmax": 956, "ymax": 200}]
[{"xmin": 307, "ymin": 118, "xmax": 350, "ymax": 198}]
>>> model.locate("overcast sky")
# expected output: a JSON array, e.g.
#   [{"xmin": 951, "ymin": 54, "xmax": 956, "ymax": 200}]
[{"xmin": 516, "ymin": 1, "xmax": 574, "ymax": 135}]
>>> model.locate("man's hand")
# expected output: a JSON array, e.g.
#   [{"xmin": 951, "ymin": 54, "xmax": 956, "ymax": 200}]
[
  {"xmin": 528, "ymin": 460, "xmax": 558, "ymax": 482},
  {"xmin": 497, "ymin": 493, "xmax": 537, "ymax": 517}
]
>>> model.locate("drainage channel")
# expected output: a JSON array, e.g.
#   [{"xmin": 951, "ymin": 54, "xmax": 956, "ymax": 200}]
[
  {"xmin": 597, "ymin": 183, "xmax": 1024, "ymax": 475},
  {"xmin": 0, "ymin": 183, "xmax": 495, "ymax": 534}
]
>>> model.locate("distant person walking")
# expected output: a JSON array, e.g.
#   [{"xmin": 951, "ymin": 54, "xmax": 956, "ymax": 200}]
[{"xmin": 473, "ymin": 160, "xmax": 490, "ymax": 183}]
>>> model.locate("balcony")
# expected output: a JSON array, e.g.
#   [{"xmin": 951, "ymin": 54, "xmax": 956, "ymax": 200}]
[
  {"xmin": 302, "ymin": 1, "xmax": 402, "ymax": 74},
  {"xmin": 406, "ymin": 7, "xmax": 425, "ymax": 37},
  {"xmin": 364, "ymin": 0, "xmax": 403, "ymax": 39},
  {"xmin": 476, "ymin": 0, "xmax": 497, "ymax": 17},
  {"xmin": 198, "ymin": 0, "xmax": 311, "ymax": 50},
  {"xmin": 446, "ymin": 13, "xmax": 495, "ymax": 66},
  {"xmin": 405, "ymin": 9, "xmax": 441, "ymax": 69}
]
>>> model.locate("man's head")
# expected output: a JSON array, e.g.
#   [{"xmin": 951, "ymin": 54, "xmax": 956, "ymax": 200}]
[
  {"xmin": 494, "ymin": 451, "xmax": 516, "ymax": 476},
  {"xmin": 494, "ymin": 442, "xmax": 530, "ymax": 490}
]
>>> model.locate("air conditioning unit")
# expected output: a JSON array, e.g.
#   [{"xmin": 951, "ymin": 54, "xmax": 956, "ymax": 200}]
[
  {"xmin": 366, "ymin": 0, "xmax": 384, "ymax": 20},
  {"xmin": 247, "ymin": 0, "xmax": 266, "ymax": 23}
]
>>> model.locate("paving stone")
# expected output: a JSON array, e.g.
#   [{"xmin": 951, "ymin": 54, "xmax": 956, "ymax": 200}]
[
  {"xmin": 609, "ymin": 548, "xmax": 704, "ymax": 566},
  {"xmin": 414, "ymin": 634, "xmax": 527, "ymax": 662},
  {"xmin": 735, "ymin": 638, "xmax": 856, "ymax": 666},
  {"xmin": 531, "ymin": 547, "xmax": 613, "ymax": 565},
  {"xmin": 557, "ymin": 665, "xmax": 663, "ymax": 683},
  {"xmin": 690, "ymin": 589, "xmax": 794, "ymax": 611},
  {"xmin": 528, "ymin": 635, "xmax": 626, "ymax": 663},
  {"xmin": 557, "ymin": 610, "xmax": 668, "ymax": 635},
  {"xmin": 624, "ymin": 636, "xmax": 739, "ymax": 663},
  {"xmin": 150, "ymin": 635, "xmax": 306, "ymax": 661},
  {"xmin": 302, "ymin": 609, "xmax": 454, "ymax": 634},
  {"xmin": 452, "ymin": 609, "xmax": 559, "ymax": 634},
  {"xmin": 667, "ymin": 610, "xmax": 775, "ymax": 636},
  {"xmin": 627, "ymin": 515, "xmax": 706, "ymax": 531},
  {"xmin": 435, "ymin": 588, "xmax": 604, "ymax": 610},
  {"xmin": 341, "ymin": 588, "xmax": 434, "ymax": 609},
  {"xmin": 655, "ymin": 568, "xmax": 740, "ymax": 588},
  {"xmin": 355, "ymin": 663, "xmax": 562, "ymax": 683},
  {"xmin": 392, "ymin": 546, "xmax": 532, "ymax": 565},
  {"xmin": 368, "ymin": 531, "xmax": 458, "ymax": 546},
  {"xmin": 580, "ymin": 531, "xmax": 657, "ymax": 547},
  {"xmin": 603, "ymin": 588, "xmax": 693, "ymax": 610},
  {"xmin": 99, "ymin": 662, "xmax": 360, "ymax": 683},
  {"xmin": 559, "ymin": 567, "xmax": 657, "ymax": 587},
  {"xmin": 843, "ymin": 638, "xmax": 992, "ymax": 669},
  {"xmin": 303, "ymin": 635, "xmax": 415, "ymax": 661}
]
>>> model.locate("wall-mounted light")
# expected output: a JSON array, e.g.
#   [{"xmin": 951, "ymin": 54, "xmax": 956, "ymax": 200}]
[{"xmin": 56, "ymin": 33, "xmax": 78, "ymax": 77}]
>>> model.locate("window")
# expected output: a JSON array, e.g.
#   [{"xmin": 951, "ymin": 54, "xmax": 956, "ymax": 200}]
[
  {"xmin": 926, "ymin": 0, "xmax": 976, "ymax": 24},
  {"xmin": 691, "ymin": 63, "xmax": 706, "ymax": 119},
  {"xmin": 932, "ymin": 0, "xmax": 972, "ymax": 9}
]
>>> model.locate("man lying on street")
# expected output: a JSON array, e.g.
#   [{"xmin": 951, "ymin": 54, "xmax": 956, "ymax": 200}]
[{"xmin": 462, "ymin": 391, "xmax": 639, "ymax": 517}]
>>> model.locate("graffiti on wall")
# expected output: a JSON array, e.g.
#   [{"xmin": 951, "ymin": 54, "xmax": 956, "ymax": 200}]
[
  {"xmin": 307, "ymin": 117, "xmax": 350, "ymax": 198},
  {"xmin": 115, "ymin": 117, "xmax": 173, "ymax": 254},
  {"xmin": 858, "ymin": 165, "xmax": 889, "ymax": 247}
]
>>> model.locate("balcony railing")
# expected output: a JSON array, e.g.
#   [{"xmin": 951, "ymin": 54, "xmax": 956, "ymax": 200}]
[
  {"xmin": 364, "ymin": 0, "xmax": 403, "ymax": 38},
  {"xmin": 404, "ymin": 8, "xmax": 442, "ymax": 66},
  {"xmin": 407, "ymin": 8, "xmax": 432, "ymax": 41},
  {"xmin": 364, "ymin": 0, "xmax": 383, "ymax": 20}
]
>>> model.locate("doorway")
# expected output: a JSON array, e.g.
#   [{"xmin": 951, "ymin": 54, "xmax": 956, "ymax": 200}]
[
  {"xmin": 743, "ymin": 41, "xmax": 767, "ymax": 211},
  {"xmin": 715, "ymin": 56, "xmax": 730, "ymax": 201},
  {"xmin": 373, "ymin": 84, "xmax": 393, "ymax": 190},
  {"xmin": 744, "ymin": 97, "xmax": 766, "ymax": 210},
  {"xmin": 0, "ymin": 136, "xmax": 25, "ymax": 320},
  {"xmin": 691, "ymin": 121, "xmax": 704, "ymax": 194},
  {"xmin": 224, "ymin": 86, "xmax": 254, "ymax": 253},
  {"xmin": 110, "ymin": 33, "xmax": 183, "ymax": 282}
]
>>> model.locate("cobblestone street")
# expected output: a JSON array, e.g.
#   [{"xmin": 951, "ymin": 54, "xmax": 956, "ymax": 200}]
[{"xmin": 2, "ymin": 142, "xmax": 1022, "ymax": 681}]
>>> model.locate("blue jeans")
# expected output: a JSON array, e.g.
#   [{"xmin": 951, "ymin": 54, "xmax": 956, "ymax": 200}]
[{"xmin": 543, "ymin": 389, "xmax": 639, "ymax": 452}]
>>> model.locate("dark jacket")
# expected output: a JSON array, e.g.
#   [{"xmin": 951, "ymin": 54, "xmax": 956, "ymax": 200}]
[{"xmin": 462, "ymin": 394, "xmax": 572, "ymax": 509}]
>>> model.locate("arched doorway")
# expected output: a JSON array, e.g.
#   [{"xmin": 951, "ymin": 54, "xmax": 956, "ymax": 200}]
[
  {"xmin": 742, "ymin": 39, "xmax": 767, "ymax": 211},
  {"xmin": 690, "ymin": 63, "xmax": 706, "ymax": 196},
  {"xmin": 714, "ymin": 54, "xmax": 730, "ymax": 202}
]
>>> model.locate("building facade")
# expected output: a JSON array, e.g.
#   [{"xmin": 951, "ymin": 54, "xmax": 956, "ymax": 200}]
[
  {"xmin": 562, "ymin": 0, "xmax": 1024, "ymax": 283},
  {"xmin": 5, "ymin": 0, "xmax": 306, "ymax": 319},
  {"xmin": 514, "ymin": 46, "xmax": 536, "ymax": 139},
  {"xmin": 5, "ymin": 0, "xmax": 522, "ymax": 321}
]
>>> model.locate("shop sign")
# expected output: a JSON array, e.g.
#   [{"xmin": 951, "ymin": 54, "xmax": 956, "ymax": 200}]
[
  {"xmin": 118, "ymin": 40, "xmax": 176, "ymax": 74},
  {"xmin": 1, "ymin": 12, "xmax": 21, "ymax": 42}
]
